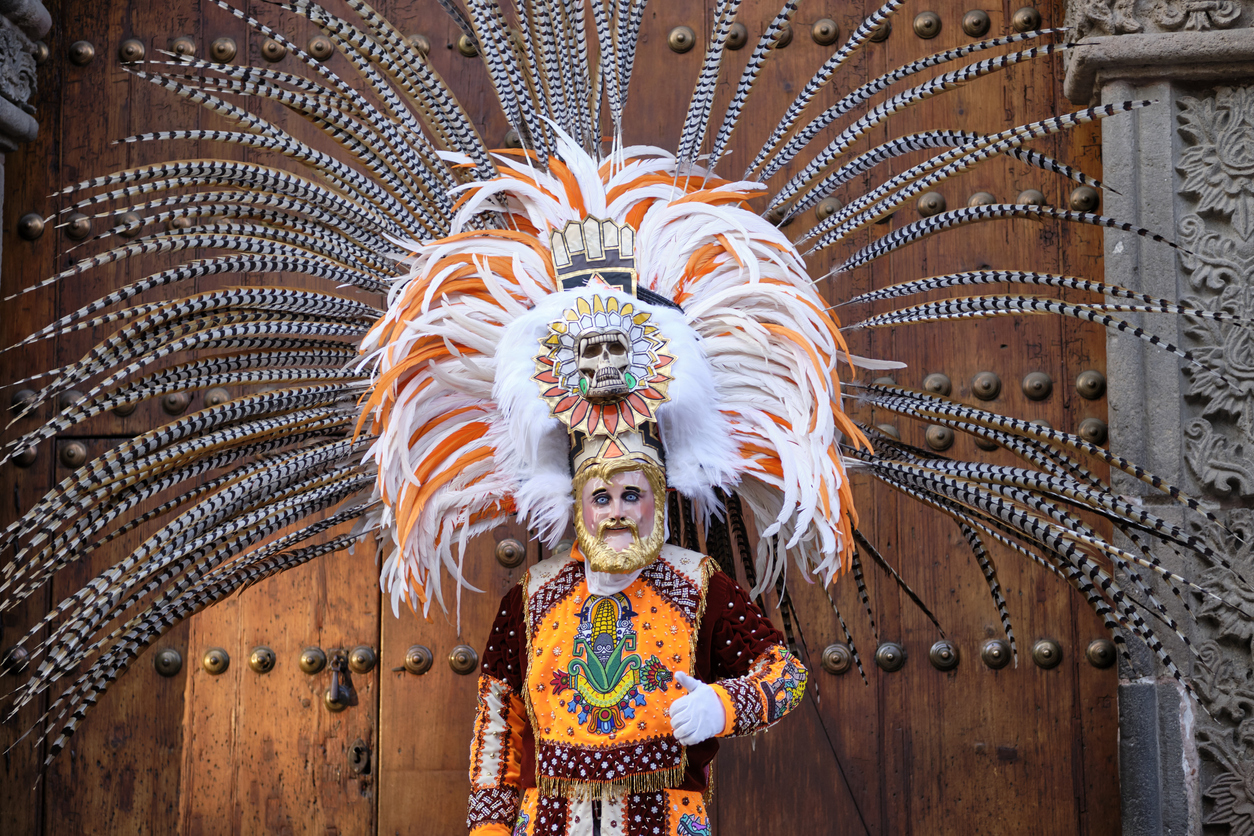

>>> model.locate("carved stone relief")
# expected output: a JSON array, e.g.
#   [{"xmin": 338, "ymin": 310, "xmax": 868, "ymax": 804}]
[
  {"xmin": 1176, "ymin": 86, "xmax": 1254, "ymax": 499},
  {"xmin": 0, "ymin": 22, "xmax": 36, "ymax": 113},
  {"xmin": 1189, "ymin": 510, "xmax": 1254, "ymax": 832},
  {"xmin": 1065, "ymin": 0, "xmax": 1251, "ymax": 40}
]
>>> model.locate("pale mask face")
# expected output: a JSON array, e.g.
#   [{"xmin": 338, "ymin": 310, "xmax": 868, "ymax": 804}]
[
  {"xmin": 574, "ymin": 467, "xmax": 665, "ymax": 573},
  {"xmin": 580, "ymin": 470, "xmax": 655, "ymax": 551}
]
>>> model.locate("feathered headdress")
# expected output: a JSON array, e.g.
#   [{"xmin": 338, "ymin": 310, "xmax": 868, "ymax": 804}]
[
  {"xmin": 360, "ymin": 131, "xmax": 867, "ymax": 615},
  {"xmin": 0, "ymin": 0, "xmax": 1240, "ymax": 765}
]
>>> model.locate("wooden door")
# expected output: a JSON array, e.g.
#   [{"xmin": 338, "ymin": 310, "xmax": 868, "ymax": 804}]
[{"xmin": 1, "ymin": 0, "xmax": 1117, "ymax": 834}]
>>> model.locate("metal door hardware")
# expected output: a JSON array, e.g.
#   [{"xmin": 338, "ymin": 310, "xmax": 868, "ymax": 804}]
[
  {"xmin": 929, "ymin": 640, "xmax": 960, "ymax": 671},
  {"xmin": 299, "ymin": 646, "xmax": 327, "ymax": 674},
  {"xmin": 210, "ymin": 37, "xmax": 237, "ymax": 62},
  {"xmin": 981, "ymin": 639, "xmax": 1011, "ymax": 669},
  {"xmin": 161, "ymin": 392, "xmax": 191, "ymax": 415},
  {"xmin": 404, "ymin": 644, "xmax": 433, "ymax": 674},
  {"xmin": 1070, "ymin": 186, "xmax": 1099, "ymax": 212},
  {"xmin": 868, "ymin": 20, "xmax": 891, "ymax": 42},
  {"xmin": 495, "ymin": 538, "xmax": 525, "ymax": 568},
  {"xmin": 10, "ymin": 388, "xmax": 36, "ymax": 410},
  {"xmin": 922, "ymin": 372, "xmax": 951, "ymax": 396},
  {"xmin": 449, "ymin": 644, "xmax": 479, "ymax": 675},
  {"xmin": 154, "ymin": 648, "xmax": 183, "ymax": 677},
  {"xmin": 875, "ymin": 642, "xmax": 906, "ymax": 672},
  {"xmin": 1078, "ymin": 418, "xmax": 1108, "ymax": 445},
  {"xmin": 962, "ymin": 10, "xmax": 991, "ymax": 37},
  {"xmin": 1012, "ymin": 6, "xmax": 1043, "ymax": 31},
  {"xmin": 65, "ymin": 213, "xmax": 91, "ymax": 240},
  {"xmin": 1076, "ymin": 369, "xmax": 1106, "ymax": 400},
  {"xmin": 815, "ymin": 197, "xmax": 842, "ymax": 221},
  {"xmin": 261, "ymin": 38, "xmax": 287, "ymax": 62},
  {"xmin": 202, "ymin": 647, "xmax": 229, "ymax": 675},
  {"xmin": 204, "ymin": 387, "xmax": 231, "ymax": 408},
  {"xmin": 971, "ymin": 371, "xmax": 1001, "ymax": 400},
  {"xmin": 348, "ymin": 645, "xmax": 377, "ymax": 674},
  {"xmin": 913, "ymin": 11, "xmax": 942, "ymax": 39},
  {"xmin": 117, "ymin": 211, "xmax": 143, "ymax": 238},
  {"xmin": 308, "ymin": 35, "xmax": 333, "ymax": 60},
  {"xmin": 2, "ymin": 645, "xmax": 30, "ymax": 674},
  {"xmin": 1032, "ymin": 639, "xmax": 1062, "ymax": 669},
  {"xmin": 349, "ymin": 739, "xmax": 371, "ymax": 775},
  {"xmin": 18, "ymin": 213, "xmax": 44, "ymax": 240},
  {"xmin": 249, "ymin": 646, "xmax": 276, "ymax": 674},
  {"xmin": 407, "ymin": 33, "xmax": 431, "ymax": 57},
  {"xmin": 1021, "ymin": 371, "xmax": 1053, "ymax": 401},
  {"xmin": 667, "ymin": 26, "xmax": 695, "ymax": 53},
  {"xmin": 821, "ymin": 643, "xmax": 852, "ymax": 675},
  {"xmin": 9, "ymin": 388, "xmax": 35, "ymax": 411},
  {"xmin": 325, "ymin": 649, "xmax": 351, "ymax": 711},
  {"xmin": 118, "ymin": 38, "xmax": 144, "ymax": 62},
  {"xmin": 59, "ymin": 442, "xmax": 88, "ymax": 469},
  {"xmin": 916, "ymin": 191, "xmax": 946, "ymax": 217},
  {"xmin": 456, "ymin": 34, "xmax": 479, "ymax": 57},
  {"xmin": 1016, "ymin": 188, "xmax": 1046, "ymax": 206},
  {"xmin": 925, "ymin": 425, "xmax": 954, "ymax": 451},
  {"xmin": 1086, "ymin": 638, "xmax": 1116, "ymax": 668},
  {"xmin": 811, "ymin": 19, "xmax": 839, "ymax": 46},
  {"xmin": 69, "ymin": 40, "xmax": 95, "ymax": 66}
]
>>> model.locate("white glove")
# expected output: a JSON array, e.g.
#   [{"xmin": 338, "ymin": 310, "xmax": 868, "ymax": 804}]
[{"xmin": 669, "ymin": 671, "xmax": 726, "ymax": 746}]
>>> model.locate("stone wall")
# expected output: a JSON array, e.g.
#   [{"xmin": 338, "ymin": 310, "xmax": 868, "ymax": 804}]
[
  {"xmin": 0, "ymin": 0, "xmax": 48, "ymax": 271},
  {"xmin": 1063, "ymin": 3, "xmax": 1254, "ymax": 833}
]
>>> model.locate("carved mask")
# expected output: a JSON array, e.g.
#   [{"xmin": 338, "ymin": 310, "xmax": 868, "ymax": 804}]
[{"xmin": 576, "ymin": 328, "xmax": 632, "ymax": 402}]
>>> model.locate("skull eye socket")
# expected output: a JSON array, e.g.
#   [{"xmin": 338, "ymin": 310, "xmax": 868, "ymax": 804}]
[{"xmin": 607, "ymin": 342, "xmax": 627, "ymax": 356}]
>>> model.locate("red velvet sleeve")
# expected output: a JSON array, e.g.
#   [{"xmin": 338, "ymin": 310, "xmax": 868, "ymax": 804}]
[
  {"xmin": 480, "ymin": 583, "xmax": 526, "ymax": 692},
  {"xmin": 695, "ymin": 570, "xmax": 786, "ymax": 680}
]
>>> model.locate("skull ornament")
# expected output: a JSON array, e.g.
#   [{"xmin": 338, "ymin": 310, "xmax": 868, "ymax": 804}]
[{"xmin": 577, "ymin": 328, "xmax": 633, "ymax": 402}]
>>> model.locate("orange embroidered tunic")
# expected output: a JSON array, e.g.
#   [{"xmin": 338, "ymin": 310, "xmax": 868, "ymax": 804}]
[{"xmin": 468, "ymin": 544, "xmax": 808, "ymax": 835}]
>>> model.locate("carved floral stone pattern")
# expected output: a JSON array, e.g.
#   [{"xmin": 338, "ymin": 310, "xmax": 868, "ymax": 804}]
[
  {"xmin": 0, "ymin": 22, "xmax": 35, "ymax": 111},
  {"xmin": 1064, "ymin": 0, "xmax": 1249, "ymax": 38},
  {"xmin": 1176, "ymin": 86, "xmax": 1254, "ymax": 499},
  {"xmin": 1188, "ymin": 511, "xmax": 1254, "ymax": 833},
  {"xmin": 1179, "ymin": 87, "xmax": 1254, "ymax": 242}
]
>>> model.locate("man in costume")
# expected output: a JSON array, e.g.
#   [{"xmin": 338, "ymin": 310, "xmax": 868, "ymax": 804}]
[{"xmin": 467, "ymin": 431, "xmax": 806, "ymax": 835}]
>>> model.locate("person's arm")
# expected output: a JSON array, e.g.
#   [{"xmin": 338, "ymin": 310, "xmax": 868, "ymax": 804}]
[
  {"xmin": 467, "ymin": 584, "xmax": 528, "ymax": 835},
  {"xmin": 705, "ymin": 571, "xmax": 808, "ymax": 738}
]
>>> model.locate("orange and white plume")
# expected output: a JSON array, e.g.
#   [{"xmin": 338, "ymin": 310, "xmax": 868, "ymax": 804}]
[{"xmin": 359, "ymin": 130, "xmax": 870, "ymax": 616}]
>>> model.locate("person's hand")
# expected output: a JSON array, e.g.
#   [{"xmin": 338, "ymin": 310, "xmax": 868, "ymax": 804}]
[{"xmin": 669, "ymin": 671, "xmax": 726, "ymax": 746}]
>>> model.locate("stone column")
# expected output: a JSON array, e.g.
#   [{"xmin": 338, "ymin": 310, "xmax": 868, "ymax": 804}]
[
  {"xmin": 1064, "ymin": 2, "xmax": 1254, "ymax": 833},
  {"xmin": 0, "ymin": 0, "xmax": 49, "ymax": 267}
]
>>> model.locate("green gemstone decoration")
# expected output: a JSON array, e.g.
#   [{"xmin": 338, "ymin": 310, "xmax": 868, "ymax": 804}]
[
  {"xmin": 579, "ymin": 378, "xmax": 589, "ymax": 394},
  {"xmin": 624, "ymin": 371, "xmax": 637, "ymax": 389}
]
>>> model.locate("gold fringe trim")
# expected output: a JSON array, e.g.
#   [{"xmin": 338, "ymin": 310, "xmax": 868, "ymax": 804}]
[
  {"xmin": 688, "ymin": 556, "xmax": 716, "ymax": 674},
  {"xmin": 521, "ymin": 570, "xmax": 544, "ymax": 745},
  {"xmin": 536, "ymin": 757, "xmax": 688, "ymax": 801}
]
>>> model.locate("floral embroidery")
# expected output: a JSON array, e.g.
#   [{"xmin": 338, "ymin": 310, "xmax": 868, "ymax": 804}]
[
  {"xmin": 763, "ymin": 651, "xmax": 808, "ymax": 721},
  {"xmin": 640, "ymin": 656, "xmax": 673, "ymax": 692},
  {"xmin": 548, "ymin": 592, "xmax": 671, "ymax": 735},
  {"xmin": 677, "ymin": 812, "xmax": 710, "ymax": 835}
]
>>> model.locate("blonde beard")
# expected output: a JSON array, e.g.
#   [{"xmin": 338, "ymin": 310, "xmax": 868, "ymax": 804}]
[
  {"xmin": 572, "ymin": 458, "xmax": 667, "ymax": 574},
  {"xmin": 575, "ymin": 510, "xmax": 666, "ymax": 573}
]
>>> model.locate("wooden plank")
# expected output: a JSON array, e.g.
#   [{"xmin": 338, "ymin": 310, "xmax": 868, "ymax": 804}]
[
  {"xmin": 171, "ymin": 3, "xmax": 382, "ymax": 834},
  {"xmin": 0, "ymin": 0, "xmax": 64, "ymax": 830},
  {"xmin": 1, "ymin": 0, "xmax": 1120, "ymax": 833}
]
